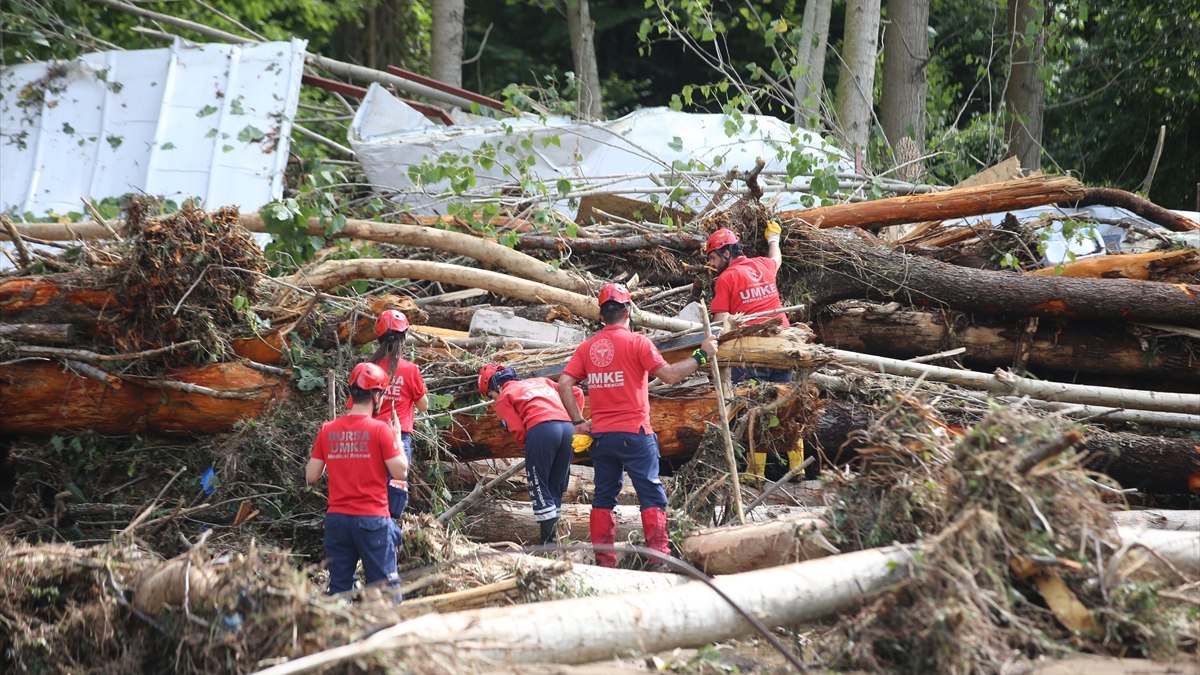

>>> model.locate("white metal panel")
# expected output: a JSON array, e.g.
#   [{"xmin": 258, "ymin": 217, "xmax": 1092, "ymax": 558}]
[
  {"xmin": 348, "ymin": 84, "xmax": 853, "ymax": 214},
  {"xmin": 0, "ymin": 38, "xmax": 306, "ymax": 218}
]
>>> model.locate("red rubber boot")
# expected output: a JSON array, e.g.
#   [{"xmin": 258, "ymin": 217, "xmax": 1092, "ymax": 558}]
[
  {"xmin": 640, "ymin": 507, "xmax": 670, "ymax": 569},
  {"xmin": 589, "ymin": 508, "xmax": 617, "ymax": 568}
]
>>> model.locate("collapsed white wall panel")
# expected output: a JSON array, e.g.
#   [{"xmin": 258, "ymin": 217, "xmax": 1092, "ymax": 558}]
[
  {"xmin": 348, "ymin": 83, "xmax": 853, "ymax": 214},
  {"xmin": 0, "ymin": 38, "xmax": 306, "ymax": 218}
]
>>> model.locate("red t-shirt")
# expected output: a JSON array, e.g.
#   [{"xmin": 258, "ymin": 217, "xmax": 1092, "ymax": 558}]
[
  {"xmin": 311, "ymin": 414, "xmax": 401, "ymax": 517},
  {"xmin": 711, "ymin": 256, "xmax": 790, "ymax": 326},
  {"xmin": 374, "ymin": 358, "xmax": 426, "ymax": 432},
  {"xmin": 495, "ymin": 377, "xmax": 584, "ymax": 446},
  {"xmin": 562, "ymin": 324, "xmax": 667, "ymax": 434}
]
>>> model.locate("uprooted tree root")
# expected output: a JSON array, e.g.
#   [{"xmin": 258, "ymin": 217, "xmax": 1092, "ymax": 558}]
[
  {"xmin": 821, "ymin": 406, "xmax": 1192, "ymax": 672},
  {"xmin": 100, "ymin": 199, "xmax": 266, "ymax": 369}
]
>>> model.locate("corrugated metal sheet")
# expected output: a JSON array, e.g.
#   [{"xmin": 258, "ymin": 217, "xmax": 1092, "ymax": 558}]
[{"xmin": 0, "ymin": 38, "xmax": 306, "ymax": 218}]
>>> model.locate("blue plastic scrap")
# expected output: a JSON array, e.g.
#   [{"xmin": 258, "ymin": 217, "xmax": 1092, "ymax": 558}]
[{"xmin": 200, "ymin": 466, "xmax": 218, "ymax": 496}]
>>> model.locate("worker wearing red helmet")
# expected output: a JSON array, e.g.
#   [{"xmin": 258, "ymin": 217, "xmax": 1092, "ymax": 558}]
[
  {"xmin": 479, "ymin": 364, "xmax": 585, "ymax": 545},
  {"xmin": 557, "ymin": 283, "xmax": 717, "ymax": 569},
  {"xmin": 370, "ymin": 310, "xmax": 428, "ymax": 515},
  {"xmin": 705, "ymin": 223, "xmax": 792, "ymax": 383},
  {"xmin": 306, "ymin": 362, "xmax": 408, "ymax": 597}
]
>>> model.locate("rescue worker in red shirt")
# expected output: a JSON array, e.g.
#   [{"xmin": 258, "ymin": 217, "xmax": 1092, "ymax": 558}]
[
  {"xmin": 306, "ymin": 362, "xmax": 408, "ymax": 596},
  {"xmin": 479, "ymin": 364, "xmax": 585, "ymax": 545},
  {"xmin": 705, "ymin": 222, "xmax": 792, "ymax": 383},
  {"xmin": 557, "ymin": 283, "xmax": 717, "ymax": 568},
  {"xmin": 370, "ymin": 310, "xmax": 428, "ymax": 518}
]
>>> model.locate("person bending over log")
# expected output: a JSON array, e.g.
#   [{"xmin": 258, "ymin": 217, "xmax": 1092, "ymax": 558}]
[
  {"xmin": 370, "ymin": 310, "xmax": 428, "ymax": 518},
  {"xmin": 306, "ymin": 363, "xmax": 408, "ymax": 598},
  {"xmin": 479, "ymin": 364, "xmax": 585, "ymax": 545},
  {"xmin": 705, "ymin": 223, "xmax": 792, "ymax": 383},
  {"xmin": 557, "ymin": 283, "xmax": 717, "ymax": 569}
]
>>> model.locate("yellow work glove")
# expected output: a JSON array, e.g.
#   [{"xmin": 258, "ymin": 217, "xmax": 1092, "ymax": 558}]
[
  {"xmin": 572, "ymin": 433, "xmax": 593, "ymax": 454},
  {"xmin": 764, "ymin": 220, "xmax": 782, "ymax": 244}
]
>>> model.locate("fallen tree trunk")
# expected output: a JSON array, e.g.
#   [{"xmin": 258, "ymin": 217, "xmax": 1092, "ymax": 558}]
[
  {"xmin": 828, "ymin": 348, "xmax": 1200, "ymax": 414},
  {"xmin": 1026, "ymin": 249, "xmax": 1200, "ymax": 281},
  {"xmin": 0, "ymin": 361, "xmax": 287, "ymax": 435},
  {"xmin": 679, "ymin": 512, "xmax": 835, "ymax": 575},
  {"xmin": 460, "ymin": 501, "xmax": 645, "ymax": 546},
  {"xmin": 243, "ymin": 215, "xmax": 594, "ymax": 294},
  {"xmin": 1062, "ymin": 188, "xmax": 1200, "ymax": 232},
  {"xmin": 0, "ymin": 323, "xmax": 77, "ymax": 345},
  {"xmin": 283, "ymin": 259, "xmax": 700, "ymax": 333},
  {"xmin": 420, "ymin": 303, "xmax": 574, "ymax": 332},
  {"xmin": 808, "ymin": 396, "xmax": 1200, "ymax": 495},
  {"xmin": 255, "ymin": 544, "xmax": 915, "ymax": 672},
  {"xmin": 814, "ymin": 303, "xmax": 1200, "ymax": 380},
  {"xmin": 788, "ymin": 226, "xmax": 1200, "ymax": 324},
  {"xmin": 778, "ymin": 176, "xmax": 1086, "ymax": 231},
  {"xmin": 517, "ymin": 232, "xmax": 704, "ymax": 253},
  {"xmin": 1110, "ymin": 510, "xmax": 1200, "ymax": 531}
]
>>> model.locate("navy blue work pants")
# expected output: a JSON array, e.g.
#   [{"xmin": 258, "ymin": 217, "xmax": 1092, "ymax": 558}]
[
  {"xmin": 590, "ymin": 430, "xmax": 667, "ymax": 510},
  {"xmin": 524, "ymin": 420, "xmax": 574, "ymax": 521},
  {"xmin": 323, "ymin": 513, "xmax": 401, "ymax": 596}
]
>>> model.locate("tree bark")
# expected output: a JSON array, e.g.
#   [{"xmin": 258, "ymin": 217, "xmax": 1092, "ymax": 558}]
[
  {"xmin": 778, "ymin": 175, "xmax": 1085, "ymax": 231},
  {"xmin": 254, "ymin": 545, "xmax": 915, "ymax": 672},
  {"xmin": 1003, "ymin": 0, "xmax": 1046, "ymax": 171},
  {"xmin": 880, "ymin": 0, "xmax": 930, "ymax": 160},
  {"xmin": 1062, "ymin": 188, "xmax": 1200, "ymax": 232},
  {"xmin": 788, "ymin": 224, "xmax": 1200, "ymax": 325},
  {"xmin": 0, "ymin": 361, "xmax": 287, "ymax": 435},
  {"xmin": 566, "ymin": 0, "xmax": 603, "ymax": 120},
  {"xmin": 430, "ymin": 0, "xmax": 465, "ymax": 88},
  {"xmin": 420, "ymin": 303, "xmax": 574, "ymax": 332},
  {"xmin": 679, "ymin": 512, "xmax": 834, "ymax": 575},
  {"xmin": 1025, "ymin": 249, "xmax": 1200, "ymax": 281},
  {"xmin": 517, "ymin": 232, "xmax": 703, "ymax": 254},
  {"xmin": 794, "ymin": 0, "xmax": 833, "ymax": 126},
  {"xmin": 0, "ymin": 323, "xmax": 77, "ymax": 345},
  {"xmin": 460, "ymin": 501, "xmax": 644, "ymax": 546},
  {"xmin": 833, "ymin": 0, "xmax": 882, "ymax": 154},
  {"xmin": 813, "ymin": 303, "xmax": 1200, "ymax": 379},
  {"xmin": 282, "ymin": 259, "xmax": 699, "ymax": 333},
  {"xmin": 1083, "ymin": 432, "xmax": 1200, "ymax": 496}
]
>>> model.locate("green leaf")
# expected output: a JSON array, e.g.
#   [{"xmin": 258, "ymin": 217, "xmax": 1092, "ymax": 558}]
[
  {"xmin": 160, "ymin": 142, "xmax": 175, "ymax": 150},
  {"xmin": 237, "ymin": 125, "xmax": 265, "ymax": 143},
  {"xmin": 667, "ymin": 136, "xmax": 684, "ymax": 152},
  {"xmin": 556, "ymin": 178, "xmax": 572, "ymax": 196},
  {"xmin": 196, "ymin": 104, "xmax": 219, "ymax": 118}
]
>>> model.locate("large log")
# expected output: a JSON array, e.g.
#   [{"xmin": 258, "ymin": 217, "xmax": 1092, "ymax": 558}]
[
  {"xmin": 420, "ymin": 303, "xmax": 574, "ymax": 332},
  {"xmin": 790, "ymin": 225, "xmax": 1200, "ymax": 325},
  {"xmin": 445, "ymin": 391, "xmax": 718, "ymax": 461},
  {"xmin": 679, "ymin": 512, "xmax": 834, "ymax": 575},
  {"xmin": 255, "ymin": 544, "xmax": 916, "ymax": 672},
  {"xmin": 0, "ymin": 361, "xmax": 287, "ymax": 435},
  {"xmin": 1025, "ymin": 249, "xmax": 1200, "ymax": 281},
  {"xmin": 283, "ymin": 259, "xmax": 700, "ymax": 333},
  {"xmin": 0, "ymin": 323, "xmax": 77, "ymax": 345},
  {"xmin": 814, "ymin": 303, "xmax": 1200, "ymax": 380},
  {"xmin": 459, "ymin": 501, "xmax": 645, "ymax": 546},
  {"xmin": 778, "ymin": 176, "xmax": 1087, "ymax": 231}
]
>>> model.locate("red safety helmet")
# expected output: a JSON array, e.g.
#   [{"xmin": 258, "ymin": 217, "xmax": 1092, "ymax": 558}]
[
  {"xmin": 478, "ymin": 364, "xmax": 502, "ymax": 397},
  {"xmin": 375, "ymin": 309, "xmax": 410, "ymax": 337},
  {"xmin": 705, "ymin": 228, "xmax": 740, "ymax": 254},
  {"xmin": 597, "ymin": 283, "xmax": 632, "ymax": 306},
  {"xmin": 348, "ymin": 362, "xmax": 388, "ymax": 391}
]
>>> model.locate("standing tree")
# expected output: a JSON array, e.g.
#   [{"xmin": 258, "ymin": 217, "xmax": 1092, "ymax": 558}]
[
  {"xmin": 567, "ymin": 0, "xmax": 604, "ymax": 119},
  {"xmin": 432, "ymin": 0, "xmax": 465, "ymax": 87},
  {"xmin": 794, "ymin": 0, "xmax": 834, "ymax": 128},
  {"xmin": 880, "ymin": 0, "xmax": 930, "ymax": 180},
  {"xmin": 834, "ymin": 0, "xmax": 883, "ymax": 156},
  {"xmin": 1002, "ymin": 0, "xmax": 1045, "ymax": 171}
]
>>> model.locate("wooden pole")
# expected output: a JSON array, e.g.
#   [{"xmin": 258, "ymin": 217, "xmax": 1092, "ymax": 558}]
[{"xmin": 700, "ymin": 300, "xmax": 745, "ymax": 525}]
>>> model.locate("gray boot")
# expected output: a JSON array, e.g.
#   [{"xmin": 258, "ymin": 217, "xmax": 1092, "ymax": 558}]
[{"xmin": 538, "ymin": 518, "xmax": 559, "ymax": 545}]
